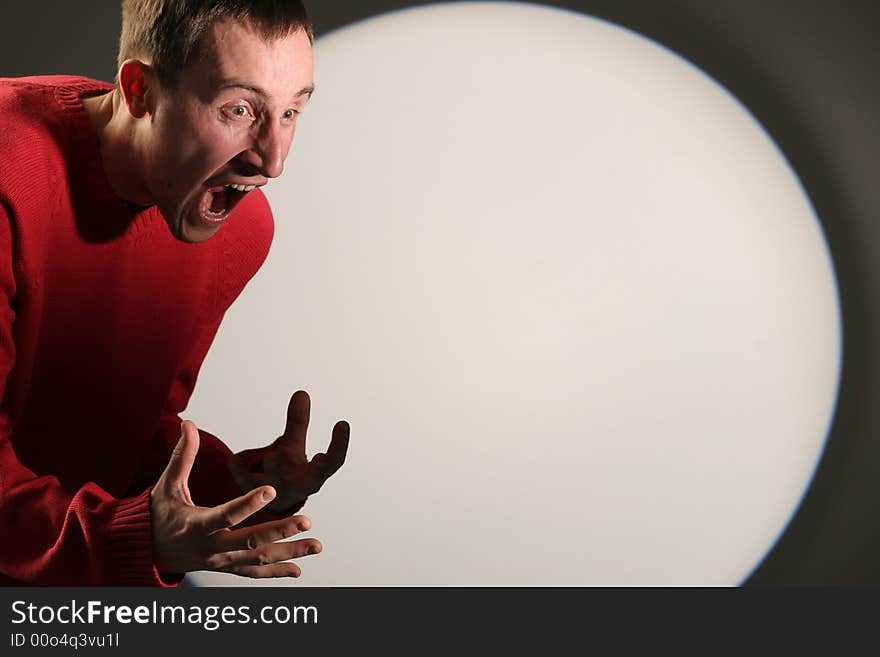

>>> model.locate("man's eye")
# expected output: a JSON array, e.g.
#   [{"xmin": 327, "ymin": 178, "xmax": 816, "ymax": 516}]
[
  {"xmin": 224, "ymin": 105, "xmax": 253, "ymax": 120},
  {"xmin": 283, "ymin": 109, "xmax": 299, "ymax": 120}
]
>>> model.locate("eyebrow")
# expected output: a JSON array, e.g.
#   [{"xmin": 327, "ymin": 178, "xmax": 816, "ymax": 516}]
[{"xmin": 217, "ymin": 80, "xmax": 315, "ymax": 100}]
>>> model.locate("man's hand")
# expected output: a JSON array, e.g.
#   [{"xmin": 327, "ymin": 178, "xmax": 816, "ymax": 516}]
[
  {"xmin": 150, "ymin": 420, "xmax": 322, "ymax": 578},
  {"xmin": 227, "ymin": 390, "xmax": 350, "ymax": 514}
]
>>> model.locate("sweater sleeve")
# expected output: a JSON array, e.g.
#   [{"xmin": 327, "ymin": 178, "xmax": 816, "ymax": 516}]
[{"xmin": 0, "ymin": 204, "xmax": 173, "ymax": 586}]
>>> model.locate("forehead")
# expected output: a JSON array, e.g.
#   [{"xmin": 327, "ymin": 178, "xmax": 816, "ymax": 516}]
[{"xmin": 190, "ymin": 18, "xmax": 314, "ymax": 98}]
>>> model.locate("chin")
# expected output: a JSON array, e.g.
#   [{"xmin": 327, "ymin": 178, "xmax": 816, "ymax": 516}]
[
  {"xmin": 177, "ymin": 222, "xmax": 223, "ymax": 244},
  {"xmin": 164, "ymin": 206, "xmax": 225, "ymax": 244}
]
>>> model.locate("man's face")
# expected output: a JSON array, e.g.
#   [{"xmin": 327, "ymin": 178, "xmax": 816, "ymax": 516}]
[{"xmin": 142, "ymin": 19, "xmax": 314, "ymax": 242}]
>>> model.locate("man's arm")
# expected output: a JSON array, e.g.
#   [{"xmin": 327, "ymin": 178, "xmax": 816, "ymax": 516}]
[
  {"xmin": 0, "ymin": 204, "xmax": 319, "ymax": 585},
  {"xmin": 0, "ymin": 205, "xmax": 166, "ymax": 585}
]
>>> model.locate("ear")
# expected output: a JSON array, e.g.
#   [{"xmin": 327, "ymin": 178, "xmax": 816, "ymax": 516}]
[{"xmin": 118, "ymin": 59, "xmax": 155, "ymax": 119}]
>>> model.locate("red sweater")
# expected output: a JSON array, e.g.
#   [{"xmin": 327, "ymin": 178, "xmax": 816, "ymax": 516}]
[{"xmin": 0, "ymin": 76, "xmax": 275, "ymax": 585}]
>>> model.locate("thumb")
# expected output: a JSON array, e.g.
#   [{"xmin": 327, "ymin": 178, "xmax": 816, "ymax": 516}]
[{"xmin": 161, "ymin": 420, "xmax": 200, "ymax": 502}]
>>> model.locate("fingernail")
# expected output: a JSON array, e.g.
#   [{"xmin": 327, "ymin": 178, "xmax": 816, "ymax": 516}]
[{"xmin": 262, "ymin": 489, "xmax": 275, "ymax": 502}]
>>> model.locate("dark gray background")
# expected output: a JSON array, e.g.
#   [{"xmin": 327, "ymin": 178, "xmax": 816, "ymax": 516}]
[{"xmin": 2, "ymin": 1, "xmax": 878, "ymax": 585}]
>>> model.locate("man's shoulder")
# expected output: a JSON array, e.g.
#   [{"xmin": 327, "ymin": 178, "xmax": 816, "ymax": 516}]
[
  {"xmin": 0, "ymin": 74, "xmax": 111, "ymax": 94},
  {"xmin": 0, "ymin": 75, "xmax": 111, "ymax": 145},
  {"xmin": 1, "ymin": 75, "xmax": 91, "ymax": 118},
  {"xmin": 0, "ymin": 76, "xmax": 111, "ymax": 204},
  {"xmin": 0, "ymin": 76, "xmax": 59, "ymax": 142}
]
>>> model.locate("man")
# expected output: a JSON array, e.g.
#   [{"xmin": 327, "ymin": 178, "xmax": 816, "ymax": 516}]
[{"xmin": 0, "ymin": 0, "xmax": 348, "ymax": 585}]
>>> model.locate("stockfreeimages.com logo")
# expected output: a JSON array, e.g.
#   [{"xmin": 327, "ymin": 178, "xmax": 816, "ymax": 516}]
[{"xmin": 11, "ymin": 600, "xmax": 317, "ymax": 631}]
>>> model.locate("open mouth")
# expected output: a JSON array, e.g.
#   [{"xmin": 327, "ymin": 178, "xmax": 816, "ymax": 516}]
[{"xmin": 198, "ymin": 183, "xmax": 257, "ymax": 225}]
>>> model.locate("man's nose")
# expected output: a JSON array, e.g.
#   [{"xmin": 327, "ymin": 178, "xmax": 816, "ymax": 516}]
[{"xmin": 240, "ymin": 122, "xmax": 287, "ymax": 179}]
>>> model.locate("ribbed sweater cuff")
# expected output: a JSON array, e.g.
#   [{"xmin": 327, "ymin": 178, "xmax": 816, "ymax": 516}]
[{"xmin": 108, "ymin": 488, "xmax": 180, "ymax": 587}]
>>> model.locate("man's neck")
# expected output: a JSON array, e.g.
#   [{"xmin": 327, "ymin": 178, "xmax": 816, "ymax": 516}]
[{"xmin": 82, "ymin": 91, "xmax": 154, "ymax": 209}]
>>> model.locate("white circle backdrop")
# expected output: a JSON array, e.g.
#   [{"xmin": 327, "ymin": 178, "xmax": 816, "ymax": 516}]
[{"xmin": 186, "ymin": 2, "xmax": 841, "ymax": 586}]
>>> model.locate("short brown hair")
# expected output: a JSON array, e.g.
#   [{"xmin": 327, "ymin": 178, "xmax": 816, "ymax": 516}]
[{"xmin": 118, "ymin": 0, "xmax": 313, "ymax": 88}]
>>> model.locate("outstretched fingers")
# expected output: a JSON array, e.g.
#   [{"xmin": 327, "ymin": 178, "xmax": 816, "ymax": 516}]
[
  {"xmin": 276, "ymin": 390, "xmax": 311, "ymax": 455},
  {"xmin": 324, "ymin": 420, "xmax": 350, "ymax": 473},
  {"xmin": 230, "ymin": 562, "xmax": 303, "ymax": 579},
  {"xmin": 205, "ymin": 537, "xmax": 323, "ymax": 578},
  {"xmin": 201, "ymin": 485, "xmax": 277, "ymax": 534},
  {"xmin": 309, "ymin": 420, "xmax": 350, "ymax": 479},
  {"xmin": 211, "ymin": 515, "xmax": 313, "ymax": 552}
]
